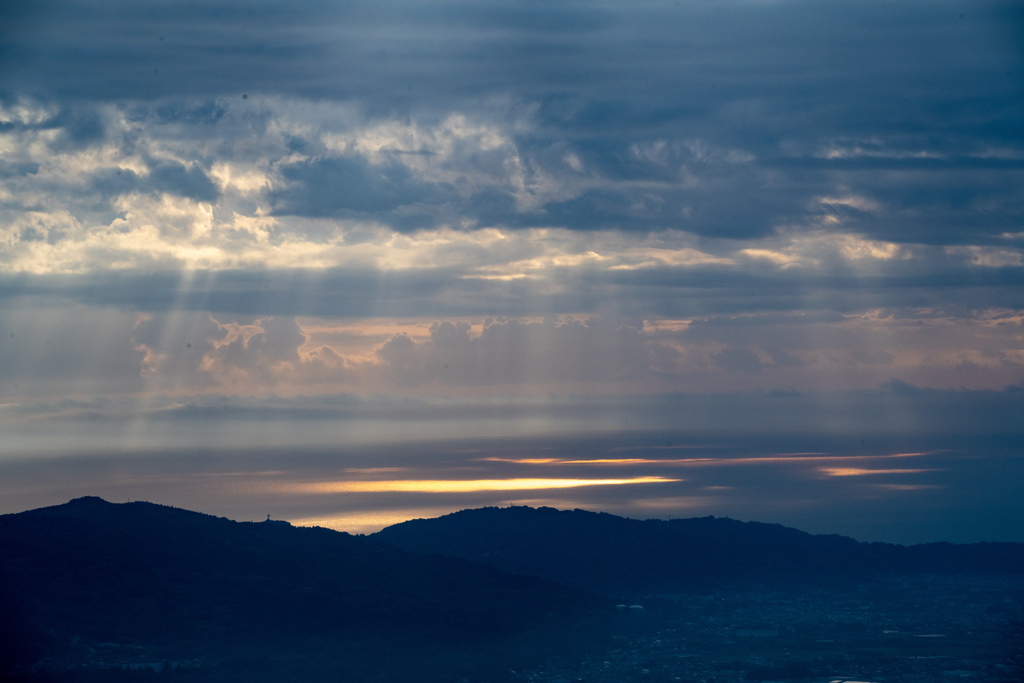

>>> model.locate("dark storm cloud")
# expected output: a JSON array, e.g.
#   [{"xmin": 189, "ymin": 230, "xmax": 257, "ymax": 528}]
[
  {"xmin": 6, "ymin": 0, "xmax": 1020, "ymax": 119},
  {"xmin": 0, "ymin": 101, "xmax": 102, "ymax": 137},
  {"xmin": 2, "ymin": 0, "xmax": 1020, "ymax": 243},
  {"xmin": 7, "ymin": 382, "xmax": 1024, "ymax": 439},
  {"xmin": 270, "ymin": 156, "xmax": 454, "ymax": 218},
  {"xmin": 0, "ymin": 160, "xmax": 39, "ymax": 178},
  {"xmin": 148, "ymin": 161, "xmax": 220, "ymax": 202},
  {"xmin": 0, "ymin": 100, "xmax": 221, "ymax": 207},
  {"xmin": 45, "ymin": 106, "xmax": 107, "ymax": 147},
  {"xmin": 2, "ymin": 255, "xmax": 1023, "ymax": 320},
  {"xmin": 78, "ymin": 161, "xmax": 219, "ymax": 203},
  {"xmin": 151, "ymin": 99, "xmax": 228, "ymax": 126},
  {"xmin": 532, "ymin": 182, "xmax": 800, "ymax": 238},
  {"xmin": 766, "ymin": 161, "xmax": 1024, "ymax": 245},
  {"xmin": 566, "ymin": 264, "xmax": 1024, "ymax": 319},
  {"xmin": 0, "ymin": 269, "xmax": 474, "ymax": 318}
]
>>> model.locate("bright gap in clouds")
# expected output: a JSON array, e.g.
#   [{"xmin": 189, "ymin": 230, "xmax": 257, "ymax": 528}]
[
  {"xmin": 1, "ymin": 429, "xmax": 1020, "ymax": 544},
  {"xmin": 290, "ymin": 508, "xmax": 459, "ymax": 535},
  {"xmin": 283, "ymin": 476, "xmax": 681, "ymax": 494},
  {"xmin": 477, "ymin": 452, "xmax": 934, "ymax": 468},
  {"xmin": 818, "ymin": 468, "xmax": 937, "ymax": 477}
]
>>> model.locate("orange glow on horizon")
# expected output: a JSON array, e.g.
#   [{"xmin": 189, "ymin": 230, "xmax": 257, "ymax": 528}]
[
  {"xmin": 819, "ymin": 467, "xmax": 937, "ymax": 477},
  {"xmin": 292, "ymin": 507, "xmax": 459, "ymax": 534},
  {"xmin": 478, "ymin": 458, "xmax": 563, "ymax": 464},
  {"xmin": 284, "ymin": 476, "xmax": 680, "ymax": 494},
  {"xmin": 477, "ymin": 452, "xmax": 933, "ymax": 468}
]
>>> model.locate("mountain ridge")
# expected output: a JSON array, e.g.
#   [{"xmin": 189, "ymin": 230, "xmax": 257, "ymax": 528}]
[
  {"xmin": 0, "ymin": 497, "xmax": 605, "ymax": 681},
  {"xmin": 372, "ymin": 505, "xmax": 1024, "ymax": 595},
  {"xmin": 3, "ymin": 498, "xmax": 1021, "ymax": 681}
]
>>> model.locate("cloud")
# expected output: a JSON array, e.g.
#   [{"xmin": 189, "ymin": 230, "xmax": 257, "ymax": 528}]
[
  {"xmin": 1, "ymin": 0, "xmax": 1023, "ymax": 541},
  {"xmin": 373, "ymin": 317, "xmax": 680, "ymax": 388},
  {"xmin": 271, "ymin": 155, "xmax": 452, "ymax": 220},
  {"xmin": 0, "ymin": 0, "xmax": 1019, "ymax": 250},
  {"xmin": 198, "ymin": 315, "xmax": 307, "ymax": 389},
  {"xmin": 148, "ymin": 161, "xmax": 220, "ymax": 203},
  {"xmin": 0, "ymin": 306, "xmax": 156, "ymax": 399},
  {"xmin": 286, "ymin": 476, "xmax": 679, "ymax": 494},
  {"xmin": 712, "ymin": 347, "xmax": 763, "ymax": 374},
  {"xmin": 5, "ymin": 302, "xmax": 1018, "ymax": 401}
]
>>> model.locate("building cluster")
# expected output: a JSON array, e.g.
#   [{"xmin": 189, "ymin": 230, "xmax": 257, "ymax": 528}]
[
  {"xmin": 27, "ymin": 639, "xmax": 204, "ymax": 676},
  {"xmin": 514, "ymin": 575, "xmax": 1023, "ymax": 683},
  {"xmin": 17, "ymin": 574, "xmax": 1021, "ymax": 682}
]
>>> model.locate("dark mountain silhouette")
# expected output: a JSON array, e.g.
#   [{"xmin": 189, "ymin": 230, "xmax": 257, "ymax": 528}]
[
  {"xmin": 373, "ymin": 506, "xmax": 1024, "ymax": 595},
  {"xmin": 0, "ymin": 498, "xmax": 605, "ymax": 682},
  {"xmin": 4, "ymin": 499, "xmax": 1022, "ymax": 681}
]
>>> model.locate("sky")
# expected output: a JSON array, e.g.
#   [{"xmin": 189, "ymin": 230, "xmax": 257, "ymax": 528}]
[{"xmin": 1, "ymin": 0, "xmax": 1022, "ymax": 544}]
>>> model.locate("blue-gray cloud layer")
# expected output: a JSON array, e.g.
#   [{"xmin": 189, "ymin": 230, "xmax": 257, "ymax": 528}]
[
  {"xmin": 2, "ymin": 0, "xmax": 1021, "ymax": 243},
  {"xmin": 4, "ymin": 262, "xmax": 1022, "ymax": 319}
]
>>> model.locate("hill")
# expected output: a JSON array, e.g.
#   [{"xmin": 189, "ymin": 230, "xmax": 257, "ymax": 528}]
[
  {"xmin": 373, "ymin": 505, "xmax": 1024, "ymax": 595},
  {"xmin": 0, "ymin": 498, "xmax": 605, "ymax": 682}
]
